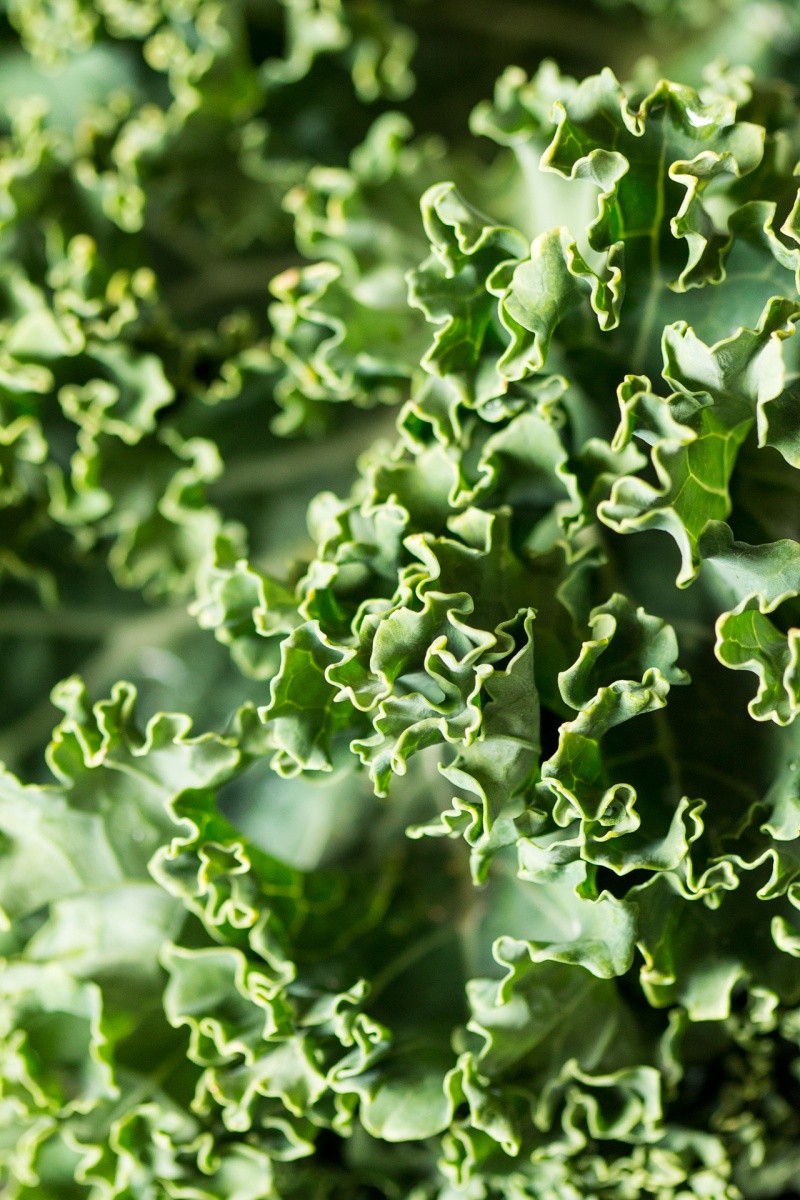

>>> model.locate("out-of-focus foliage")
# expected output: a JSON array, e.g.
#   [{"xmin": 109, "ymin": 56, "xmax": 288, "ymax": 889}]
[
  {"xmin": 0, "ymin": 0, "xmax": 426, "ymax": 600},
  {"xmin": 0, "ymin": 0, "xmax": 451, "ymax": 769},
  {"xmin": 5, "ymin": 2, "xmax": 800, "ymax": 1199}
]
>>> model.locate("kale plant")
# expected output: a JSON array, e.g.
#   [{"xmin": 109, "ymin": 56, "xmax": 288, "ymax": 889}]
[{"xmin": 3, "ymin": 3, "xmax": 800, "ymax": 1199}]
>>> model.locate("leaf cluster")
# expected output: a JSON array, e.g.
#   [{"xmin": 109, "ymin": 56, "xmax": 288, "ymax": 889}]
[{"xmin": 4, "ymin": 3, "xmax": 800, "ymax": 1200}]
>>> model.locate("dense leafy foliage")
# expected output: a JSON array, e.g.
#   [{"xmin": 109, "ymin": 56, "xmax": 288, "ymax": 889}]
[{"xmin": 4, "ymin": 2, "xmax": 800, "ymax": 1199}]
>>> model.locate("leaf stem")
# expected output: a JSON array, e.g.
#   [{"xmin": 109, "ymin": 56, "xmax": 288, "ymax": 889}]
[
  {"xmin": 368, "ymin": 922, "xmax": 458, "ymax": 1002},
  {"xmin": 408, "ymin": 0, "xmax": 654, "ymax": 76},
  {"xmin": 0, "ymin": 605, "xmax": 195, "ymax": 770},
  {"xmin": 631, "ymin": 132, "xmax": 667, "ymax": 375},
  {"xmin": 0, "ymin": 607, "xmax": 126, "ymax": 638},
  {"xmin": 211, "ymin": 408, "xmax": 398, "ymax": 499}
]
